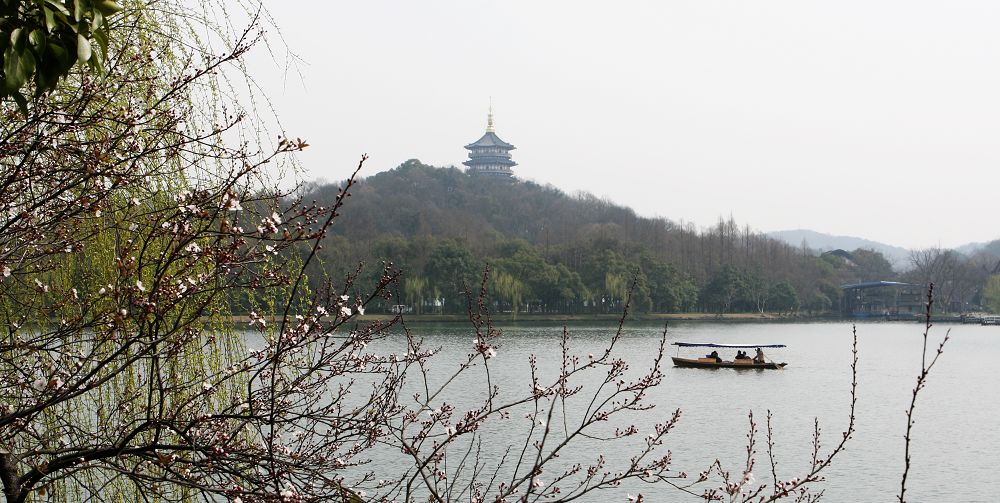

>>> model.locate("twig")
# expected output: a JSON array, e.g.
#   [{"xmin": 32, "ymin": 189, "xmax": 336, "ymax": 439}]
[{"xmin": 898, "ymin": 284, "xmax": 950, "ymax": 503}]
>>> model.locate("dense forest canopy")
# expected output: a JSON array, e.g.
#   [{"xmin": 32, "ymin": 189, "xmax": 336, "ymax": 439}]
[{"xmin": 297, "ymin": 160, "xmax": 1000, "ymax": 315}]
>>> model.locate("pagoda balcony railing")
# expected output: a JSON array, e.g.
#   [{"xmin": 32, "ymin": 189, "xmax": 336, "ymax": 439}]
[
  {"xmin": 471, "ymin": 167, "xmax": 512, "ymax": 175},
  {"xmin": 464, "ymin": 162, "xmax": 517, "ymax": 169},
  {"xmin": 467, "ymin": 154, "xmax": 513, "ymax": 161},
  {"xmin": 468, "ymin": 149, "xmax": 511, "ymax": 156}
]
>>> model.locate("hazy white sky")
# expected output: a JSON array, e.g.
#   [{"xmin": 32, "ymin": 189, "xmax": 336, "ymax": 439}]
[{"xmin": 251, "ymin": 1, "xmax": 1000, "ymax": 250}]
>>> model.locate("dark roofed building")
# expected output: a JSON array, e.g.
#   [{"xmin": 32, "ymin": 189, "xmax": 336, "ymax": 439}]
[
  {"xmin": 463, "ymin": 107, "xmax": 516, "ymax": 178},
  {"xmin": 840, "ymin": 281, "xmax": 923, "ymax": 318}
]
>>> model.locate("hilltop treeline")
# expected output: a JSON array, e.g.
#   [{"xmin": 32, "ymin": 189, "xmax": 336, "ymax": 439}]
[{"xmin": 296, "ymin": 160, "xmax": 936, "ymax": 315}]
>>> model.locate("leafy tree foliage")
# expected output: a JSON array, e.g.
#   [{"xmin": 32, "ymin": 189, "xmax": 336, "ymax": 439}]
[
  {"xmin": 768, "ymin": 280, "xmax": 800, "ymax": 314},
  {"xmin": 983, "ymin": 274, "xmax": 1000, "ymax": 313},
  {"xmin": 1, "ymin": 0, "xmax": 122, "ymax": 111},
  {"xmin": 425, "ymin": 239, "xmax": 480, "ymax": 313},
  {"xmin": 849, "ymin": 248, "xmax": 896, "ymax": 281},
  {"xmin": 304, "ymin": 161, "xmax": 894, "ymax": 315}
]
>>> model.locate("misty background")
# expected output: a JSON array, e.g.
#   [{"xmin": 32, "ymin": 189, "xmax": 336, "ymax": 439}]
[{"xmin": 251, "ymin": 1, "xmax": 1000, "ymax": 250}]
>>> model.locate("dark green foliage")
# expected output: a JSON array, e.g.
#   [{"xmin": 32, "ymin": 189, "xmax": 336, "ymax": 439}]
[
  {"xmin": 805, "ymin": 291, "xmax": 833, "ymax": 314},
  {"xmin": 491, "ymin": 239, "xmax": 588, "ymax": 312},
  {"xmin": 768, "ymin": 281, "xmax": 800, "ymax": 313},
  {"xmin": 700, "ymin": 265, "xmax": 745, "ymax": 314},
  {"xmin": 302, "ymin": 160, "xmax": 899, "ymax": 315},
  {"xmin": 425, "ymin": 239, "xmax": 482, "ymax": 313},
  {"xmin": 850, "ymin": 248, "xmax": 896, "ymax": 281},
  {"xmin": 1, "ymin": 0, "xmax": 121, "ymax": 112}
]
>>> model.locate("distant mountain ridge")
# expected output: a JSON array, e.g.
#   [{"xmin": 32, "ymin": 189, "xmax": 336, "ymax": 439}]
[
  {"xmin": 766, "ymin": 229, "xmax": 912, "ymax": 268},
  {"xmin": 767, "ymin": 230, "xmax": 1000, "ymax": 270}
]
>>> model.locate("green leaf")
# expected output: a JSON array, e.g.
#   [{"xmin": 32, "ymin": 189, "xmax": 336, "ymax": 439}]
[
  {"xmin": 74, "ymin": 0, "xmax": 84, "ymax": 22},
  {"xmin": 87, "ymin": 41, "xmax": 103, "ymax": 73},
  {"xmin": 4, "ymin": 44, "xmax": 36, "ymax": 92},
  {"xmin": 9, "ymin": 26, "xmax": 23, "ymax": 47},
  {"xmin": 43, "ymin": 0, "xmax": 71, "ymax": 16},
  {"xmin": 47, "ymin": 41, "xmax": 68, "ymax": 69},
  {"xmin": 90, "ymin": 9, "xmax": 103, "ymax": 31},
  {"xmin": 92, "ymin": 26, "xmax": 107, "ymax": 57},
  {"xmin": 76, "ymin": 33, "xmax": 91, "ymax": 63},
  {"xmin": 11, "ymin": 90, "xmax": 28, "ymax": 116},
  {"xmin": 95, "ymin": 0, "xmax": 121, "ymax": 15},
  {"xmin": 28, "ymin": 29, "xmax": 45, "ymax": 52},
  {"xmin": 43, "ymin": 5, "xmax": 57, "ymax": 32}
]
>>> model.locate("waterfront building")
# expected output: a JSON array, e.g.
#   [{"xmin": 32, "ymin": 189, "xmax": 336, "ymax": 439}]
[
  {"xmin": 840, "ymin": 281, "xmax": 924, "ymax": 318},
  {"xmin": 463, "ymin": 106, "xmax": 517, "ymax": 178}
]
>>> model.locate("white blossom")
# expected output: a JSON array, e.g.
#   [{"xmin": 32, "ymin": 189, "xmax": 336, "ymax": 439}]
[
  {"xmin": 222, "ymin": 194, "xmax": 242, "ymax": 211},
  {"xmin": 279, "ymin": 483, "xmax": 297, "ymax": 500}
]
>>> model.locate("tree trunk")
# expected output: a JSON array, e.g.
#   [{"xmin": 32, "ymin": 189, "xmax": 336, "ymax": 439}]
[{"xmin": 0, "ymin": 451, "xmax": 21, "ymax": 502}]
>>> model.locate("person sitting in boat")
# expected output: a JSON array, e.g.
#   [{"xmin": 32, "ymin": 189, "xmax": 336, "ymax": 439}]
[
  {"xmin": 735, "ymin": 350, "xmax": 748, "ymax": 360},
  {"xmin": 707, "ymin": 350, "xmax": 722, "ymax": 363},
  {"xmin": 754, "ymin": 347, "xmax": 766, "ymax": 364}
]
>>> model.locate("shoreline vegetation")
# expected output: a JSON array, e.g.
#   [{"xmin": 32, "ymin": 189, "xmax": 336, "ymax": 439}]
[{"xmin": 226, "ymin": 312, "xmax": 933, "ymax": 324}]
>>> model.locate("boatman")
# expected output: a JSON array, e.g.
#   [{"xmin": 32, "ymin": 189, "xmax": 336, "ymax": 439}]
[{"xmin": 754, "ymin": 347, "xmax": 766, "ymax": 364}]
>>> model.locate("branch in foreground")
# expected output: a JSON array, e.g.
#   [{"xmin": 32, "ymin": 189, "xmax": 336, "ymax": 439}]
[{"xmin": 898, "ymin": 283, "xmax": 950, "ymax": 503}]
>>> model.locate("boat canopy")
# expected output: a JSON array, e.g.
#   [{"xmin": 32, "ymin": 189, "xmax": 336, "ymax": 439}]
[{"xmin": 672, "ymin": 342, "xmax": 786, "ymax": 349}]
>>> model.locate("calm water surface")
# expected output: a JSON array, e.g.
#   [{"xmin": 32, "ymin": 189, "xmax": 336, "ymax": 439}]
[{"xmin": 381, "ymin": 320, "xmax": 997, "ymax": 502}]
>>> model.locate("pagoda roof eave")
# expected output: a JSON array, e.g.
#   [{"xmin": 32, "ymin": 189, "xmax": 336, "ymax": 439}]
[{"xmin": 464, "ymin": 131, "xmax": 515, "ymax": 149}]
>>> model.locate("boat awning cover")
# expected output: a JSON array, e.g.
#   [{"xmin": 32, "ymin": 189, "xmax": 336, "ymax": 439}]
[{"xmin": 672, "ymin": 342, "xmax": 786, "ymax": 349}]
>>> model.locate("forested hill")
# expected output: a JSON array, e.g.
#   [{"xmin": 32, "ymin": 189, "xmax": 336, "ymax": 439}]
[
  {"xmin": 311, "ymin": 159, "xmax": 642, "ymax": 245},
  {"xmin": 298, "ymin": 160, "xmax": 895, "ymax": 314}
]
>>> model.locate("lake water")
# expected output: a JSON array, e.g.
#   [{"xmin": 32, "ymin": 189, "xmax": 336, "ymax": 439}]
[{"xmin": 376, "ymin": 320, "xmax": 998, "ymax": 502}]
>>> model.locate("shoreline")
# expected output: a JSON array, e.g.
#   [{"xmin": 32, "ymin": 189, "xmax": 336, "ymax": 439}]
[{"xmin": 226, "ymin": 312, "xmax": 946, "ymax": 324}]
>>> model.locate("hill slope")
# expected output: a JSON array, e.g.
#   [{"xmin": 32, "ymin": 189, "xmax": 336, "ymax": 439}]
[
  {"xmin": 299, "ymin": 160, "xmax": 901, "ymax": 314},
  {"xmin": 767, "ymin": 229, "xmax": 912, "ymax": 269}
]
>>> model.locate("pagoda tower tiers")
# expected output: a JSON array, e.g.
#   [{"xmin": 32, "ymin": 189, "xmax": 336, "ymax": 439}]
[{"xmin": 463, "ymin": 107, "xmax": 516, "ymax": 178}]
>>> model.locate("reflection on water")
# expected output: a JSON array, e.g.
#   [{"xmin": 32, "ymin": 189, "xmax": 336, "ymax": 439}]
[{"xmin": 370, "ymin": 320, "xmax": 998, "ymax": 501}]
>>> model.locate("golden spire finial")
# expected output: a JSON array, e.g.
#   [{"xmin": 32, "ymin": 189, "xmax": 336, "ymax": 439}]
[{"xmin": 486, "ymin": 97, "xmax": 495, "ymax": 132}]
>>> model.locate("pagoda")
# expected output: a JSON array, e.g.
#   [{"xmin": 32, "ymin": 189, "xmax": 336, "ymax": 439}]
[{"xmin": 463, "ymin": 106, "xmax": 516, "ymax": 178}]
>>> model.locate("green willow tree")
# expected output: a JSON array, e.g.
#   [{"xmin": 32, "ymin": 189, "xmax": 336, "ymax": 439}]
[
  {"xmin": 403, "ymin": 275, "xmax": 427, "ymax": 314},
  {"xmin": 489, "ymin": 269, "xmax": 524, "ymax": 316},
  {"xmin": 983, "ymin": 274, "xmax": 1000, "ymax": 313}
]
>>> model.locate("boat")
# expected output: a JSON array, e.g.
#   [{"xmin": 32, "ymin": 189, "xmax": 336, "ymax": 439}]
[{"xmin": 671, "ymin": 342, "xmax": 787, "ymax": 369}]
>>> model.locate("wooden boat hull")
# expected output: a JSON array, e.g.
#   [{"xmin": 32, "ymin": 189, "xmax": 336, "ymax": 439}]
[{"xmin": 671, "ymin": 357, "xmax": 786, "ymax": 370}]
